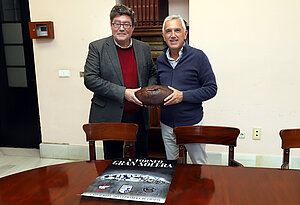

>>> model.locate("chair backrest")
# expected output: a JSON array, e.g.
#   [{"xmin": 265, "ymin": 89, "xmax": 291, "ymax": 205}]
[
  {"xmin": 83, "ymin": 123, "xmax": 138, "ymax": 161},
  {"xmin": 280, "ymin": 128, "xmax": 300, "ymax": 169},
  {"xmin": 174, "ymin": 125, "xmax": 242, "ymax": 166}
]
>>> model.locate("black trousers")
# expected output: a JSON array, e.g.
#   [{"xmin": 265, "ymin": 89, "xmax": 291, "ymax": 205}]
[{"xmin": 103, "ymin": 109, "xmax": 148, "ymax": 160}]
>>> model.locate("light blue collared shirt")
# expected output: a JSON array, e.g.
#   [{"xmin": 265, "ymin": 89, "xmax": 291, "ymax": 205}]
[{"xmin": 166, "ymin": 43, "xmax": 184, "ymax": 69}]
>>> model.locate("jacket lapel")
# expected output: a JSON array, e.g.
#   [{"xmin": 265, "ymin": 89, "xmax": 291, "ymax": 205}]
[
  {"xmin": 133, "ymin": 39, "xmax": 142, "ymax": 87},
  {"xmin": 105, "ymin": 36, "xmax": 124, "ymax": 85}
]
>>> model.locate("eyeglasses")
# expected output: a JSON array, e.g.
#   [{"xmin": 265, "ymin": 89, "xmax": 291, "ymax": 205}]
[{"xmin": 112, "ymin": 22, "xmax": 132, "ymax": 29}]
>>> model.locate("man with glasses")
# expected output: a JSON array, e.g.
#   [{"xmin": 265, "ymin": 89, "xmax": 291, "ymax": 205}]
[
  {"xmin": 84, "ymin": 5, "xmax": 157, "ymax": 159},
  {"xmin": 157, "ymin": 15, "xmax": 217, "ymax": 164}
]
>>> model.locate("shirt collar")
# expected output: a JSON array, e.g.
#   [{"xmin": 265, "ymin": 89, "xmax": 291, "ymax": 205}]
[
  {"xmin": 166, "ymin": 43, "xmax": 185, "ymax": 62},
  {"xmin": 114, "ymin": 38, "xmax": 133, "ymax": 49}
]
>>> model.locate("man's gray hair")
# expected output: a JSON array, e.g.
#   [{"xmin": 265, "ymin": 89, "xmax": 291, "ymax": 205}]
[{"xmin": 162, "ymin": 15, "xmax": 186, "ymax": 33}]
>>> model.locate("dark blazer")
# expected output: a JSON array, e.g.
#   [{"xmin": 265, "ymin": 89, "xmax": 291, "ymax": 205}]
[{"xmin": 84, "ymin": 36, "xmax": 157, "ymax": 129}]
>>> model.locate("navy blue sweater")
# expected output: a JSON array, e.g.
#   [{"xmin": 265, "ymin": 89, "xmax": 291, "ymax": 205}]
[{"xmin": 157, "ymin": 44, "xmax": 217, "ymax": 128}]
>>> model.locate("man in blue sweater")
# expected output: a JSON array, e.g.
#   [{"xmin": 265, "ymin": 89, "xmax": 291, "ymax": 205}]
[{"xmin": 157, "ymin": 15, "xmax": 217, "ymax": 164}]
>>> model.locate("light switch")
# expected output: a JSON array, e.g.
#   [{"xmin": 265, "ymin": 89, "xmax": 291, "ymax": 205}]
[{"xmin": 58, "ymin": 70, "xmax": 70, "ymax": 78}]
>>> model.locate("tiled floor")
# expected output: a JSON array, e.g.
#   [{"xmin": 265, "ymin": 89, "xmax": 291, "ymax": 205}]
[{"xmin": 0, "ymin": 147, "xmax": 79, "ymax": 178}]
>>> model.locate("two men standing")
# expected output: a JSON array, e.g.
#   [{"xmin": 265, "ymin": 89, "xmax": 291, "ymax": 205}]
[{"xmin": 84, "ymin": 4, "xmax": 217, "ymax": 164}]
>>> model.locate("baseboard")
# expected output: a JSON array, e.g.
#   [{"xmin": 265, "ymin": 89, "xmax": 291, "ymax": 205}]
[{"xmin": 38, "ymin": 143, "xmax": 300, "ymax": 169}]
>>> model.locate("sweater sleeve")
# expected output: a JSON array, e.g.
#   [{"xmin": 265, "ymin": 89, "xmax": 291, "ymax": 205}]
[{"xmin": 182, "ymin": 53, "xmax": 217, "ymax": 103}]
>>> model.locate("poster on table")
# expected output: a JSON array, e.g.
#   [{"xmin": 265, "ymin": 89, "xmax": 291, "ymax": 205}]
[{"xmin": 82, "ymin": 158, "xmax": 177, "ymax": 203}]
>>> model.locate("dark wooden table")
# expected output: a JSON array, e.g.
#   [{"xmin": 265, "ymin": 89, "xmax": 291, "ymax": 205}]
[{"xmin": 1, "ymin": 160, "xmax": 300, "ymax": 205}]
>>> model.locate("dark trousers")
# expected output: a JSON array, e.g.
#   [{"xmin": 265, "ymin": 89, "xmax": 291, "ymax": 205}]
[{"xmin": 103, "ymin": 109, "xmax": 148, "ymax": 160}]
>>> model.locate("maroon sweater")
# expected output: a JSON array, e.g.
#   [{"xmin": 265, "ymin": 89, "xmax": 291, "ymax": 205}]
[{"xmin": 116, "ymin": 45, "xmax": 139, "ymax": 114}]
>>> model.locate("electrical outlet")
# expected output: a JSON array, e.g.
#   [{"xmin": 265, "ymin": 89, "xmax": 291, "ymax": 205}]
[
  {"xmin": 252, "ymin": 127, "xmax": 261, "ymax": 140},
  {"xmin": 239, "ymin": 132, "xmax": 245, "ymax": 139}
]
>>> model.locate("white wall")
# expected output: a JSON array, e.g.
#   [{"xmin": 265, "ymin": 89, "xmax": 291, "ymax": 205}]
[
  {"xmin": 190, "ymin": 0, "xmax": 300, "ymax": 156},
  {"xmin": 29, "ymin": 0, "xmax": 115, "ymax": 145},
  {"xmin": 169, "ymin": 0, "xmax": 189, "ymax": 23},
  {"xmin": 29, "ymin": 0, "xmax": 300, "ymax": 158}
]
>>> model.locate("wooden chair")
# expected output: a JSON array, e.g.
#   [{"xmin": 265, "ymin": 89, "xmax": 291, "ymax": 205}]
[
  {"xmin": 174, "ymin": 125, "xmax": 243, "ymax": 166},
  {"xmin": 83, "ymin": 123, "xmax": 138, "ymax": 161},
  {"xmin": 280, "ymin": 128, "xmax": 300, "ymax": 169}
]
